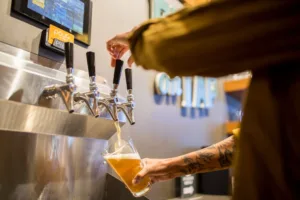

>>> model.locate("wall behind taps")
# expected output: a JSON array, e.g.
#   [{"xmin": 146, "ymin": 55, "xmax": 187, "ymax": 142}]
[{"xmin": 0, "ymin": 0, "xmax": 228, "ymax": 199}]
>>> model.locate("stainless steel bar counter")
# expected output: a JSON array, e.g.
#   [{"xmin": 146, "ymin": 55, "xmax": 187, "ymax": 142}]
[{"xmin": 0, "ymin": 42, "xmax": 142, "ymax": 200}]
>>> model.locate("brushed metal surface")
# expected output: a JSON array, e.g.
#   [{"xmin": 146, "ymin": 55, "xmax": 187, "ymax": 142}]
[
  {"xmin": 0, "ymin": 43, "xmax": 132, "ymax": 200},
  {"xmin": 0, "ymin": 45, "xmax": 126, "ymax": 122},
  {"xmin": 0, "ymin": 100, "xmax": 120, "ymax": 139},
  {"xmin": 0, "ymin": 130, "xmax": 108, "ymax": 200}
]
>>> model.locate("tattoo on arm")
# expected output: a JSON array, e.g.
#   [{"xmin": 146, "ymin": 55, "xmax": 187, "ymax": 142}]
[
  {"xmin": 183, "ymin": 156, "xmax": 204, "ymax": 174},
  {"xmin": 179, "ymin": 168, "xmax": 189, "ymax": 175},
  {"xmin": 166, "ymin": 163, "xmax": 190, "ymax": 176},
  {"xmin": 218, "ymin": 147, "xmax": 233, "ymax": 168},
  {"xmin": 179, "ymin": 136, "xmax": 235, "ymax": 175},
  {"xmin": 183, "ymin": 156, "xmax": 193, "ymax": 164},
  {"xmin": 196, "ymin": 152, "xmax": 214, "ymax": 163}
]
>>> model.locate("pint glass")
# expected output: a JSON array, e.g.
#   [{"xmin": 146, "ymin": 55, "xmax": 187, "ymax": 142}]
[{"xmin": 103, "ymin": 134, "xmax": 151, "ymax": 197}]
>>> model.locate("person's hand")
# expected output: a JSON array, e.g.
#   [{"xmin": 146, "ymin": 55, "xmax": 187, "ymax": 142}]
[
  {"xmin": 106, "ymin": 31, "xmax": 135, "ymax": 67},
  {"xmin": 133, "ymin": 158, "xmax": 184, "ymax": 185}
]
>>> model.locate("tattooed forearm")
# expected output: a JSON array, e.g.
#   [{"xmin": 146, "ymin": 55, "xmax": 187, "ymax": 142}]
[
  {"xmin": 218, "ymin": 147, "xmax": 233, "ymax": 167},
  {"xmin": 217, "ymin": 136, "xmax": 234, "ymax": 168},
  {"xmin": 196, "ymin": 152, "xmax": 214, "ymax": 163},
  {"xmin": 179, "ymin": 168, "xmax": 190, "ymax": 175},
  {"xmin": 183, "ymin": 156, "xmax": 204, "ymax": 174},
  {"xmin": 179, "ymin": 136, "xmax": 235, "ymax": 175}
]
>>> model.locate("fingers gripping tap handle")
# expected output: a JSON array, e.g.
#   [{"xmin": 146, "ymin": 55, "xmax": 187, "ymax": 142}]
[
  {"xmin": 64, "ymin": 42, "xmax": 74, "ymax": 69},
  {"xmin": 125, "ymin": 68, "xmax": 133, "ymax": 90},
  {"xmin": 86, "ymin": 51, "xmax": 96, "ymax": 77},
  {"xmin": 113, "ymin": 59, "xmax": 124, "ymax": 85}
]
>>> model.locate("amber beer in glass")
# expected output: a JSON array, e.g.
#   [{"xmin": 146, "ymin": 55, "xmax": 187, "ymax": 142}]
[{"xmin": 103, "ymin": 135, "xmax": 151, "ymax": 197}]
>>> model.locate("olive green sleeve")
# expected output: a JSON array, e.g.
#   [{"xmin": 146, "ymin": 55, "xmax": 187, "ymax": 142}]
[{"xmin": 128, "ymin": 1, "xmax": 300, "ymax": 78}]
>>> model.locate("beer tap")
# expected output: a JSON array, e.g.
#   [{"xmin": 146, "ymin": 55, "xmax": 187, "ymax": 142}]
[
  {"xmin": 117, "ymin": 68, "xmax": 135, "ymax": 125},
  {"xmin": 77, "ymin": 51, "xmax": 117, "ymax": 120},
  {"xmin": 105, "ymin": 59, "xmax": 124, "ymax": 122},
  {"xmin": 72, "ymin": 52, "xmax": 100, "ymax": 117},
  {"xmin": 42, "ymin": 42, "xmax": 76, "ymax": 113}
]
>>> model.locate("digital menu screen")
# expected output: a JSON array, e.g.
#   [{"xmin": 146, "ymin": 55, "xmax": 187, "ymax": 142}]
[{"xmin": 27, "ymin": 0, "xmax": 85, "ymax": 34}]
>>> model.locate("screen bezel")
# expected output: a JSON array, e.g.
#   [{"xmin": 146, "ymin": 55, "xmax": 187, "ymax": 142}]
[{"xmin": 12, "ymin": 0, "xmax": 92, "ymax": 46}]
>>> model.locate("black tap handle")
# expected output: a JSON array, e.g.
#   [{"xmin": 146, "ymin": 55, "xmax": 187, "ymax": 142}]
[
  {"xmin": 86, "ymin": 51, "xmax": 96, "ymax": 77},
  {"xmin": 125, "ymin": 68, "xmax": 132, "ymax": 90},
  {"xmin": 113, "ymin": 59, "xmax": 124, "ymax": 85},
  {"xmin": 65, "ymin": 42, "xmax": 74, "ymax": 69}
]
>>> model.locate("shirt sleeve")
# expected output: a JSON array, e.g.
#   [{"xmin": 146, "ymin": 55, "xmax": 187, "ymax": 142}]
[
  {"xmin": 232, "ymin": 128, "xmax": 240, "ymax": 139},
  {"xmin": 128, "ymin": 1, "xmax": 300, "ymax": 78}
]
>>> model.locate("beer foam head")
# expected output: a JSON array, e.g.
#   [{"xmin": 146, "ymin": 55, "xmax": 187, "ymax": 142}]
[{"xmin": 104, "ymin": 153, "xmax": 140, "ymax": 160}]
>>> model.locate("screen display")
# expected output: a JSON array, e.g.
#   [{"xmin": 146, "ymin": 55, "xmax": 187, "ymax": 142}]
[{"xmin": 27, "ymin": 0, "xmax": 85, "ymax": 34}]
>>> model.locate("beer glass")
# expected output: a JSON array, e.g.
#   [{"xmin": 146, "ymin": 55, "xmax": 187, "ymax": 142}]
[{"xmin": 103, "ymin": 134, "xmax": 151, "ymax": 197}]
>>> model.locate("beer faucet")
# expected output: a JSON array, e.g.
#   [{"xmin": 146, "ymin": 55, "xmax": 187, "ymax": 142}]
[
  {"xmin": 72, "ymin": 52, "xmax": 100, "ymax": 117},
  {"xmin": 117, "ymin": 68, "xmax": 135, "ymax": 125},
  {"xmin": 78, "ymin": 51, "xmax": 117, "ymax": 120},
  {"xmin": 42, "ymin": 42, "xmax": 76, "ymax": 113},
  {"xmin": 105, "ymin": 59, "xmax": 124, "ymax": 122}
]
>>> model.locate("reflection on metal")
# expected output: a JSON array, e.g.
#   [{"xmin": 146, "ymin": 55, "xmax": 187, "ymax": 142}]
[
  {"xmin": 42, "ymin": 64, "xmax": 77, "ymax": 113},
  {"xmin": 43, "ymin": 82, "xmax": 77, "ymax": 113},
  {"xmin": 72, "ymin": 76, "xmax": 100, "ymax": 118},
  {"xmin": 118, "ymin": 102, "xmax": 135, "ymax": 125},
  {"xmin": 118, "ymin": 89, "xmax": 135, "ymax": 125},
  {"xmin": 0, "ymin": 130, "xmax": 108, "ymax": 200},
  {"xmin": 0, "ymin": 100, "xmax": 120, "ymax": 139},
  {"xmin": 0, "ymin": 42, "xmax": 126, "ymax": 122},
  {"xmin": 107, "ymin": 88, "xmax": 122, "ymax": 122}
]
